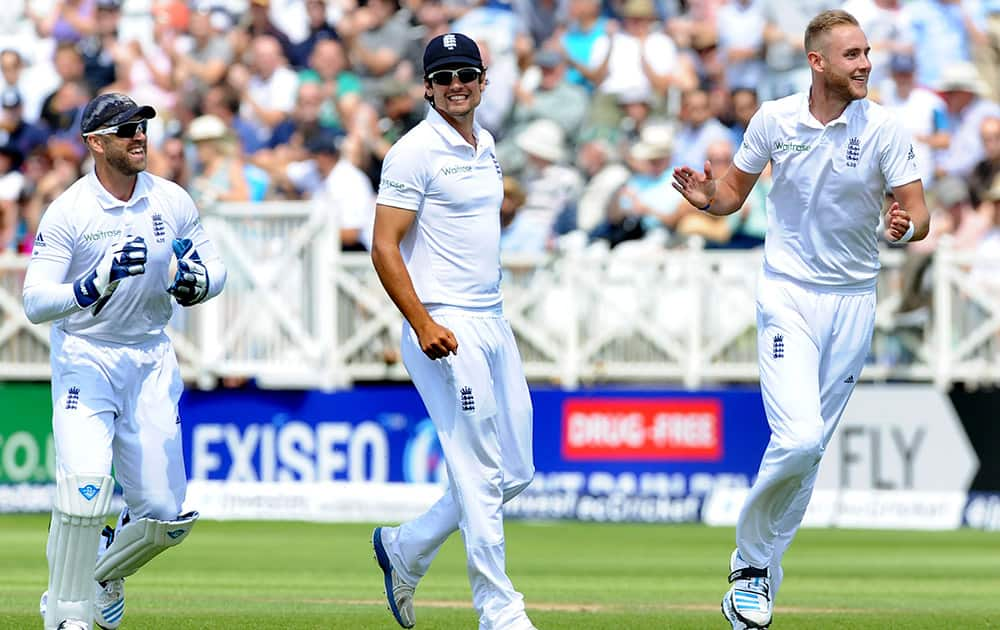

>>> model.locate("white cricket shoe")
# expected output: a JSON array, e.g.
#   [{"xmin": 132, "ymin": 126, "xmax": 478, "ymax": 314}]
[
  {"xmin": 373, "ymin": 527, "xmax": 416, "ymax": 628},
  {"xmin": 93, "ymin": 578, "xmax": 125, "ymax": 629},
  {"xmin": 721, "ymin": 549, "xmax": 772, "ymax": 629},
  {"xmin": 93, "ymin": 523, "xmax": 125, "ymax": 629}
]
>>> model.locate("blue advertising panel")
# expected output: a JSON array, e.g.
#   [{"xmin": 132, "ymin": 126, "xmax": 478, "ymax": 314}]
[{"xmin": 179, "ymin": 386, "xmax": 771, "ymax": 523}]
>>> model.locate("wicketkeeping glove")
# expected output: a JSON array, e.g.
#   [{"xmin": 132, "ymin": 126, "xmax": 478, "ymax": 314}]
[
  {"xmin": 73, "ymin": 235, "xmax": 147, "ymax": 314},
  {"xmin": 167, "ymin": 238, "xmax": 209, "ymax": 306}
]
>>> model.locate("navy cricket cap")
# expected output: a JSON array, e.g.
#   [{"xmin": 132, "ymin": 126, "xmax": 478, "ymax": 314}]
[
  {"xmin": 80, "ymin": 93, "xmax": 156, "ymax": 135},
  {"xmin": 423, "ymin": 33, "xmax": 483, "ymax": 76}
]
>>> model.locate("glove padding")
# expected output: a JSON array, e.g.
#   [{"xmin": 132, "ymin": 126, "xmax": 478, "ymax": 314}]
[
  {"xmin": 74, "ymin": 235, "xmax": 147, "ymax": 313},
  {"xmin": 167, "ymin": 238, "xmax": 209, "ymax": 306}
]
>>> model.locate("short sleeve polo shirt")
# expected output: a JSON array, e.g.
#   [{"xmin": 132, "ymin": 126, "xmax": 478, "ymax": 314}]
[
  {"xmin": 734, "ymin": 93, "xmax": 920, "ymax": 291},
  {"xmin": 376, "ymin": 106, "xmax": 505, "ymax": 309}
]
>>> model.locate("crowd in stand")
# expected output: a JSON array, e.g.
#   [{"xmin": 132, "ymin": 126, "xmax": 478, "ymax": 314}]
[{"xmin": 0, "ymin": 0, "xmax": 999, "ymax": 285}]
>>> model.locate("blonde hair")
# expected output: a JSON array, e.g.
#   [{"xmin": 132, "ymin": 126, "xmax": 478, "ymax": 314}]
[{"xmin": 804, "ymin": 10, "xmax": 860, "ymax": 54}]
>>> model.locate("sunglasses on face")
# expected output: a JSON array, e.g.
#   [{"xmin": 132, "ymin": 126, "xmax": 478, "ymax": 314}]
[
  {"xmin": 426, "ymin": 67, "xmax": 482, "ymax": 86},
  {"xmin": 83, "ymin": 119, "xmax": 148, "ymax": 138}
]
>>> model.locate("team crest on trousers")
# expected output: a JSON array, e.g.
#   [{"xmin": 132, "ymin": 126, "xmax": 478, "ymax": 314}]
[
  {"xmin": 772, "ymin": 334, "xmax": 784, "ymax": 359},
  {"xmin": 460, "ymin": 386, "xmax": 475, "ymax": 412}
]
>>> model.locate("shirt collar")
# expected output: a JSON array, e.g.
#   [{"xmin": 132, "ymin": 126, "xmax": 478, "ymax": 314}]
[
  {"xmin": 88, "ymin": 170, "xmax": 153, "ymax": 211},
  {"xmin": 426, "ymin": 105, "xmax": 492, "ymax": 153},
  {"xmin": 797, "ymin": 91, "xmax": 860, "ymax": 129}
]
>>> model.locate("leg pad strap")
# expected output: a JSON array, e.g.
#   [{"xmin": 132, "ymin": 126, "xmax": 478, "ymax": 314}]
[{"xmin": 94, "ymin": 511, "xmax": 199, "ymax": 582}]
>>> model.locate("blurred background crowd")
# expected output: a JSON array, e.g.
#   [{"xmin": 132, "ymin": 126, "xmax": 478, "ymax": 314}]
[{"xmin": 0, "ymin": 0, "xmax": 998, "ymax": 290}]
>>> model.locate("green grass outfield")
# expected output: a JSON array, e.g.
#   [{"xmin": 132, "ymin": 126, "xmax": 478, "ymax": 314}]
[{"xmin": 2, "ymin": 514, "xmax": 998, "ymax": 629}]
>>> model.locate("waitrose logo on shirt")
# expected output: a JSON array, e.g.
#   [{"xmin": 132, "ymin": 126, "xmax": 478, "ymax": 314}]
[
  {"xmin": 82, "ymin": 229, "xmax": 123, "ymax": 242},
  {"xmin": 440, "ymin": 164, "xmax": 473, "ymax": 176},
  {"xmin": 774, "ymin": 140, "xmax": 811, "ymax": 152}
]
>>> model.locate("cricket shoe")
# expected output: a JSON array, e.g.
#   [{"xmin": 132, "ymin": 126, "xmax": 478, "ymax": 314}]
[
  {"xmin": 94, "ymin": 525, "xmax": 125, "ymax": 629},
  {"xmin": 373, "ymin": 527, "xmax": 416, "ymax": 628},
  {"xmin": 721, "ymin": 549, "xmax": 772, "ymax": 629}
]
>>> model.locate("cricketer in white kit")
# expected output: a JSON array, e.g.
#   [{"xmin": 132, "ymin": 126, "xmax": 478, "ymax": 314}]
[
  {"xmin": 22, "ymin": 93, "xmax": 227, "ymax": 630},
  {"xmin": 369, "ymin": 33, "xmax": 537, "ymax": 630},
  {"xmin": 672, "ymin": 10, "xmax": 930, "ymax": 629}
]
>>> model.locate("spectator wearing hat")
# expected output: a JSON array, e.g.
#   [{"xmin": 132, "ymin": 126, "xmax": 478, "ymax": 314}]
[
  {"xmin": 186, "ymin": 114, "xmax": 251, "ymax": 208},
  {"xmin": 0, "ymin": 88, "xmax": 50, "ymax": 160},
  {"xmin": 878, "ymin": 53, "xmax": 947, "ymax": 187},
  {"xmin": 583, "ymin": 0, "xmax": 695, "ymax": 129},
  {"xmin": 969, "ymin": 116, "xmax": 1000, "ymax": 206},
  {"xmin": 513, "ymin": 119, "xmax": 584, "ymax": 249},
  {"xmin": 930, "ymin": 62, "xmax": 1000, "ymax": 179},
  {"xmin": 590, "ymin": 124, "xmax": 681, "ymax": 247},
  {"xmin": 304, "ymin": 128, "xmax": 376, "ymax": 251}
]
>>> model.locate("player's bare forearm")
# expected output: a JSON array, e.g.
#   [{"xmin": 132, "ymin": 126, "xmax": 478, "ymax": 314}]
[
  {"xmin": 371, "ymin": 242, "xmax": 432, "ymax": 332},
  {"xmin": 890, "ymin": 180, "xmax": 931, "ymax": 242}
]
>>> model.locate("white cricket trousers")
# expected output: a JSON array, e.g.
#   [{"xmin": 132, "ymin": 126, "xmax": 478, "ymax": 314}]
[
  {"xmin": 382, "ymin": 305, "xmax": 535, "ymax": 630},
  {"xmin": 736, "ymin": 272, "xmax": 876, "ymax": 595},
  {"xmin": 49, "ymin": 326, "xmax": 187, "ymax": 521}
]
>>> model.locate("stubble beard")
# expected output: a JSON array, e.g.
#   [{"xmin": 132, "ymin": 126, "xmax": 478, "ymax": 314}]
[{"xmin": 105, "ymin": 140, "xmax": 147, "ymax": 176}]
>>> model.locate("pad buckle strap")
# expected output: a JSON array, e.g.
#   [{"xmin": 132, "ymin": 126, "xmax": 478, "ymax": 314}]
[{"xmin": 729, "ymin": 565, "xmax": 768, "ymax": 583}]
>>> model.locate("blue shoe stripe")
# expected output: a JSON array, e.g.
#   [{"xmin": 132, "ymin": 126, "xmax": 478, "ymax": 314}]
[
  {"xmin": 373, "ymin": 527, "xmax": 406, "ymax": 627},
  {"xmin": 103, "ymin": 599, "xmax": 125, "ymax": 619}
]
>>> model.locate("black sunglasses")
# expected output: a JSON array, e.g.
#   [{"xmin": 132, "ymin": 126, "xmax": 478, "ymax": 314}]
[
  {"xmin": 426, "ymin": 67, "xmax": 482, "ymax": 86},
  {"xmin": 84, "ymin": 119, "xmax": 148, "ymax": 138}
]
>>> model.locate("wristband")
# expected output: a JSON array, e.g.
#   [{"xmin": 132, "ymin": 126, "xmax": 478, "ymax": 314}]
[
  {"xmin": 697, "ymin": 197, "xmax": 715, "ymax": 211},
  {"xmin": 896, "ymin": 221, "xmax": 915, "ymax": 243}
]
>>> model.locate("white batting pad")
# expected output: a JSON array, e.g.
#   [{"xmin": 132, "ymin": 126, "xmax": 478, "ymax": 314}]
[
  {"xmin": 45, "ymin": 473, "xmax": 114, "ymax": 630},
  {"xmin": 94, "ymin": 511, "xmax": 199, "ymax": 582}
]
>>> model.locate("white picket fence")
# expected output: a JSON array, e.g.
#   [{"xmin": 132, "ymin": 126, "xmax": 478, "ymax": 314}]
[{"xmin": 2, "ymin": 202, "xmax": 998, "ymax": 390}]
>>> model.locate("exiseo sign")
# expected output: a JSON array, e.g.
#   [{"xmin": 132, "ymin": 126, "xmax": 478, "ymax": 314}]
[{"xmin": 562, "ymin": 398, "xmax": 722, "ymax": 461}]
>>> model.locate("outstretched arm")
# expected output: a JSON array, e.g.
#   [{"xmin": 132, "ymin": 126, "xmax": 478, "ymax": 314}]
[
  {"xmin": 671, "ymin": 161, "xmax": 761, "ymax": 217},
  {"xmin": 370, "ymin": 204, "xmax": 458, "ymax": 360}
]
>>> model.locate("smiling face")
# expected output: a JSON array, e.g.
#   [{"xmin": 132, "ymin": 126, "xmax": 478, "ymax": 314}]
[
  {"xmin": 425, "ymin": 66, "xmax": 485, "ymax": 121},
  {"xmin": 813, "ymin": 24, "xmax": 872, "ymax": 102},
  {"xmin": 91, "ymin": 118, "xmax": 149, "ymax": 176}
]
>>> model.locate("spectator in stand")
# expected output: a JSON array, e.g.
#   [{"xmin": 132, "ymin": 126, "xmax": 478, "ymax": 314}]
[
  {"xmin": 78, "ymin": 0, "xmax": 123, "ymax": 93},
  {"xmin": 583, "ymin": 0, "xmax": 695, "ymax": 130},
  {"xmin": 403, "ymin": 0, "xmax": 453, "ymax": 78},
  {"xmin": 0, "ymin": 89, "xmax": 50, "ymax": 161},
  {"xmin": 148, "ymin": 134, "xmax": 190, "ymax": 190},
  {"xmin": 672, "ymin": 87, "xmax": 733, "ymax": 171},
  {"xmin": 592, "ymin": 125, "xmax": 684, "ymax": 246},
  {"xmin": 902, "ymin": 0, "xmax": 988, "ymax": 90},
  {"xmin": 41, "ymin": 80, "xmax": 91, "ymax": 158},
  {"xmin": 842, "ymin": 0, "xmax": 909, "ymax": 90},
  {"xmin": 499, "ymin": 50, "xmax": 589, "ymax": 173},
  {"xmin": 758, "ymin": 0, "xmax": 838, "ymax": 100},
  {"xmin": 300, "ymin": 38, "xmax": 363, "ymax": 134},
  {"xmin": 969, "ymin": 116, "xmax": 1000, "ymax": 206},
  {"xmin": 242, "ymin": 0, "xmax": 297, "ymax": 65},
  {"xmin": 28, "ymin": 0, "xmax": 96, "ymax": 45},
  {"xmin": 573, "ymin": 135, "xmax": 630, "ymax": 235},
  {"xmin": 172, "ymin": 7, "xmax": 233, "ymax": 114},
  {"xmin": 559, "ymin": 0, "xmax": 610, "ymax": 92},
  {"xmin": 716, "ymin": 0, "xmax": 765, "ymax": 92},
  {"xmin": 201, "ymin": 83, "xmax": 264, "ymax": 155},
  {"xmin": 0, "ymin": 142, "xmax": 24, "ymax": 251},
  {"xmin": 267, "ymin": 80, "xmax": 330, "ymax": 149},
  {"xmin": 40, "ymin": 44, "xmax": 88, "ymax": 133},
  {"xmin": 513, "ymin": 119, "xmax": 584, "ymax": 251},
  {"xmin": 186, "ymin": 114, "xmax": 251, "ymax": 208},
  {"xmin": 288, "ymin": 0, "xmax": 340, "ymax": 69},
  {"xmin": 931, "ymin": 62, "xmax": 1000, "ymax": 179},
  {"xmin": 970, "ymin": 175, "xmax": 1000, "ymax": 288},
  {"xmin": 233, "ymin": 34, "xmax": 301, "ymax": 148},
  {"xmin": 305, "ymin": 129, "xmax": 376, "ymax": 251},
  {"xmin": 341, "ymin": 0, "xmax": 412, "ymax": 92},
  {"xmin": 878, "ymin": 53, "xmax": 947, "ymax": 187},
  {"xmin": 348, "ymin": 78, "xmax": 423, "ymax": 184},
  {"xmin": 976, "ymin": 4, "xmax": 1000, "ymax": 102},
  {"xmin": 115, "ymin": 6, "xmax": 179, "ymax": 119},
  {"xmin": 2, "ymin": 50, "xmax": 45, "ymax": 124},
  {"xmin": 500, "ymin": 175, "xmax": 537, "ymax": 253},
  {"xmin": 728, "ymin": 87, "xmax": 760, "ymax": 147}
]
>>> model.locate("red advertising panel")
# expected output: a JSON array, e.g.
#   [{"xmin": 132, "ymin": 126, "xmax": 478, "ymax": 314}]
[{"xmin": 563, "ymin": 398, "xmax": 722, "ymax": 461}]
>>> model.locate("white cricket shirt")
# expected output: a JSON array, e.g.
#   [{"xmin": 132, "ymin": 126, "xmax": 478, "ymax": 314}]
[
  {"xmin": 376, "ymin": 106, "xmax": 504, "ymax": 309},
  {"xmin": 734, "ymin": 93, "xmax": 920, "ymax": 292},
  {"xmin": 23, "ymin": 171, "xmax": 225, "ymax": 344}
]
